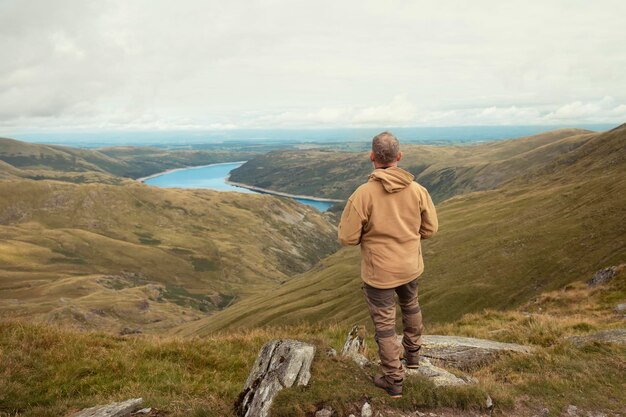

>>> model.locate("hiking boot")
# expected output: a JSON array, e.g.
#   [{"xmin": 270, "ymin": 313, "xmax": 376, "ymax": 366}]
[
  {"xmin": 404, "ymin": 345, "xmax": 421, "ymax": 369},
  {"xmin": 373, "ymin": 374, "xmax": 403, "ymax": 398}
]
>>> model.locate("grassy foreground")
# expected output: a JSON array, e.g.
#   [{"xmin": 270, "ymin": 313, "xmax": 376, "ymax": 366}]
[{"xmin": 1, "ymin": 270, "xmax": 624, "ymax": 417}]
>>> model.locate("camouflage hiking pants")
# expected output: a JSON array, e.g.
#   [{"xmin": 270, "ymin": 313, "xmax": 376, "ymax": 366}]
[{"xmin": 363, "ymin": 278, "xmax": 423, "ymax": 381}]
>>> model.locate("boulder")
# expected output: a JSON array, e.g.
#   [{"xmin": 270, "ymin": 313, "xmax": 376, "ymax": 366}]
[
  {"xmin": 587, "ymin": 266, "xmax": 618, "ymax": 287},
  {"xmin": 235, "ymin": 339, "xmax": 315, "ymax": 417},
  {"xmin": 72, "ymin": 398, "xmax": 143, "ymax": 417},
  {"xmin": 410, "ymin": 335, "xmax": 532, "ymax": 370},
  {"xmin": 567, "ymin": 329, "xmax": 626, "ymax": 346}
]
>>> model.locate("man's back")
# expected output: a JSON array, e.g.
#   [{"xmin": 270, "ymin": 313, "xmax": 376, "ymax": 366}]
[
  {"xmin": 337, "ymin": 131, "xmax": 438, "ymax": 398},
  {"xmin": 338, "ymin": 166, "xmax": 438, "ymax": 289}
]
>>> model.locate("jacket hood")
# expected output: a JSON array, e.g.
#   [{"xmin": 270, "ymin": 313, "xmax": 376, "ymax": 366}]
[{"xmin": 368, "ymin": 166, "xmax": 415, "ymax": 193}]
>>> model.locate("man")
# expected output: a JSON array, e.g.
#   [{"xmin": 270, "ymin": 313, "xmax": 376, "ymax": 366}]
[{"xmin": 337, "ymin": 131, "xmax": 438, "ymax": 398}]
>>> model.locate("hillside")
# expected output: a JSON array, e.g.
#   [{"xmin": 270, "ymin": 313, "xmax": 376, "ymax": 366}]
[
  {"xmin": 228, "ymin": 128, "xmax": 595, "ymax": 202},
  {"xmin": 0, "ymin": 179, "xmax": 338, "ymax": 333},
  {"xmin": 179, "ymin": 125, "xmax": 626, "ymax": 333},
  {"xmin": 0, "ymin": 160, "xmax": 22, "ymax": 179},
  {"xmin": 0, "ymin": 137, "xmax": 254, "ymax": 182}
]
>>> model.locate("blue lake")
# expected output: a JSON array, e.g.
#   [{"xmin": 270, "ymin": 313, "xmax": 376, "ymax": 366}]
[{"xmin": 143, "ymin": 162, "xmax": 335, "ymax": 212}]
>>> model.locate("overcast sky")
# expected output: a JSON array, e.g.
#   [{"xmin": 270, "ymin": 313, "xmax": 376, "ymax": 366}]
[{"xmin": 1, "ymin": 0, "xmax": 625, "ymax": 132}]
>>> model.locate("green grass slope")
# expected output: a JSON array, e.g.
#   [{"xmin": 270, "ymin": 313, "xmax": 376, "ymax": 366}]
[
  {"xmin": 229, "ymin": 128, "xmax": 595, "ymax": 202},
  {"xmin": 0, "ymin": 179, "xmax": 338, "ymax": 332},
  {"xmin": 3, "ymin": 268, "xmax": 625, "ymax": 417},
  {"xmin": 180, "ymin": 125, "xmax": 626, "ymax": 334}
]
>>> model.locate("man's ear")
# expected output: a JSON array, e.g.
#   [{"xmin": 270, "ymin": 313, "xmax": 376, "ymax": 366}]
[
  {"xmin": 397, "ymin": 151, "xmax": 403, "ymax": 162},
  {"xmin": 370, "ymin": 151, "xmax": 375, "ymax": 162}
]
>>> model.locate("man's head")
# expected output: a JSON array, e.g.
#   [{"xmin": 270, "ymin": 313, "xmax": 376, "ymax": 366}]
[{"xmin": 370, "ymin": 131, "xmax": 402, "ymax": 167}]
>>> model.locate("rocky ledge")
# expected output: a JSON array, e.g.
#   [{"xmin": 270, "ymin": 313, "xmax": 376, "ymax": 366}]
[
  {"xmin": 341, "ymin": 327, "xmax": 533, "ymax": 386},
  {"xmin": 418, "ymin": 334, "xmax": 533, "ymax": 371}
]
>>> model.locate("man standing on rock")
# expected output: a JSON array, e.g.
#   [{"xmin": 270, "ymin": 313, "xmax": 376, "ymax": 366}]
[{"xmin": 338, "ymin": 131, "xmax": 438, "ymax": 398}]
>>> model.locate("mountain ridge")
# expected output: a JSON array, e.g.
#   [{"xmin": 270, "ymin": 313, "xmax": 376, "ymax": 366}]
[{"xmin": 228, "ymin": 127, "xmax": 599, "ymax": 203}]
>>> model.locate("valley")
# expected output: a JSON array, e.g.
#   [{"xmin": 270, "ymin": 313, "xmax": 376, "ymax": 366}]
[{"xmin": 0, "ymin": 125, "xmax": 625, "ymax": 416}]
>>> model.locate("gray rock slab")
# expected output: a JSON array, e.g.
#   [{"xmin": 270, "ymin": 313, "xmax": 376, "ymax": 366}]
[
  {"xmin": 567, "ymin": 329, "xmax": 626, "ymax": 346},
  {"xmin": 72, "ymin": 398, "xmax": 143, "ymax": 417},
  {"xmin": 408, "ymin": 335, "xmax": 533, "ymax": 370},
  {"xmin": 343, "ymin": 329, "xmax": 532, "ymax": 386},
  {"xmin": 405, "ymin": 358, "xmax": 468, "ymax": 386},
  {"xmin": 236, "ymin": 339, "xmax": 315, "ymax": 417}
]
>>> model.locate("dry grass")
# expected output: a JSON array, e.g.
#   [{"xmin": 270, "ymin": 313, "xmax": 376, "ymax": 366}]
[{"xmin": 2, "ymin": 271, "xmax": 624, "ymax": 417}]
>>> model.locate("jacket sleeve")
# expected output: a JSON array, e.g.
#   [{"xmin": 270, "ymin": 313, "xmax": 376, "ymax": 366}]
[
  {"xmin": 338, "ymin": 197, "xmax": 366, "ymax": 246},
  {"xmin": 419, "ymin": 187, "xmax": 438, "ymax": 239}
]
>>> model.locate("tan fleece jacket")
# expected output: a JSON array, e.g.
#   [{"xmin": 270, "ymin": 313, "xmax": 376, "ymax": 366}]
[{"xmin": 338, "ymin": 166, "xmax": 438, "ymax": 289}]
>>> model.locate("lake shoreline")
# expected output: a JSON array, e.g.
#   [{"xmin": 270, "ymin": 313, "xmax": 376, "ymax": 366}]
[
  {"xmin": 138, "ymin": 161, "xmax": 344, "ymax": 205},
  {"xmin": 136, "ymin": 161, "xmax": 249, "ymax": 182},
  {"xmin": 225, "ymin": 179, "xmax": 344, "ymax": 203}
]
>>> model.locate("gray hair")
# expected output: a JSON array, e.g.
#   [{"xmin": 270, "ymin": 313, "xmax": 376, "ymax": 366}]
[{"xmin": 372, "ymin": 131, "xmax": 400, "ymax": 164}]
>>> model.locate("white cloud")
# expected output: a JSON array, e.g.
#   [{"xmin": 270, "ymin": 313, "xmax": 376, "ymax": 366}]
[
  {"xmin": 543, "ymin": 97, "xmax": 626, "ymax": 122},
  {"xmin": 352, "ymin": 95, "xmax": 417, "ymax": 125},
  {"xmin": 1, "ymin": 0, "xmax": 625, "ymax": 132}
]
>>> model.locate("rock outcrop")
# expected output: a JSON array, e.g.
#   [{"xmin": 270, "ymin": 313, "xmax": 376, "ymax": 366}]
[
  {"xmin": 235, "ymin": 339, "xmax": 315, "ymax": 417},
  {"xmin": 587, "ymin": 266, "xmax": 618, "ymax": 287},
  {"xmin": 416, "ymin": 335, "xmax": 533, "ymax": 370},
  {"xmin": 341, "ymin": 327, "xmax": 532, "ymax": 386},
  {"xmin": 341, "ymin": 324, "xmax": 369, "ymax": 367},
  {"xmin": 72, "ymin": 398, "xmax": 143, "ymax": 417}
]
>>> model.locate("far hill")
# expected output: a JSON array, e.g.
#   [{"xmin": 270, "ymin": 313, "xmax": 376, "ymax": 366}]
[
  {"xmin": 228, "ymin": 128, "xmax": 595, "ymax": 202},
  {"xmin": 0, "ymin": 179, "xmax": 338, "ymax": 333},
  {"xmin": 0, "ymin": 137, "xmax": 254, "ymax": 182},
  {"xmin": 179, "ymin": 125, "xmax": 626, "ymax": 334}
]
